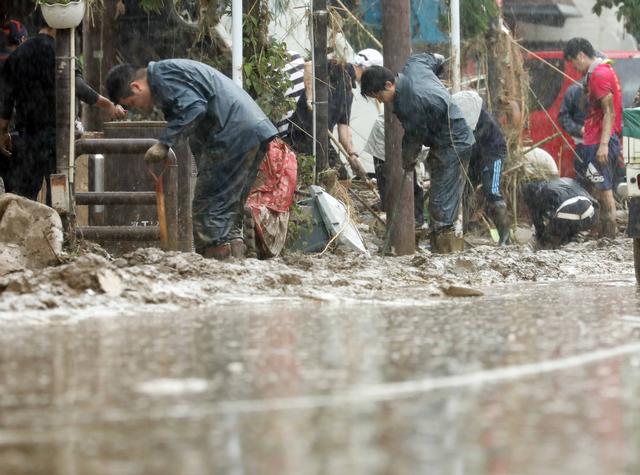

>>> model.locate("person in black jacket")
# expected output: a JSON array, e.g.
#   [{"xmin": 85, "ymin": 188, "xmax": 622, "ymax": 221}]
[
  {"xmin": 558, "ymin": 83, "xmax": 588, "ymax": 179},
  {"xmin": 452, "ymin": 90, "xmax": 511, "ymax": 246},
  {"xmin": 0, "ymin": 9, "xmax": 125, "ymax": 206},
  {"xmin": 522, "ymin": 177, "xmax": 597, "ymax": 247}
]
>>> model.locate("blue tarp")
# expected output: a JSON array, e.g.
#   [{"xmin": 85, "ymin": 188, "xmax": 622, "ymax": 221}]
[{"xmin": 360, "ymin": 0, "xmax": 447, "ymax": 46}]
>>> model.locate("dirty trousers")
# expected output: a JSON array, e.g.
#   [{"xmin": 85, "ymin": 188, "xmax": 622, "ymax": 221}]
[
  {"xmin": 11, "ymin": 128, "xmax": 56, "ymax": 206},
  {"xmin": 428, "ymin": 145, "xmax": 471, "ymax": 232},
  {"xmin": 192, "ymin": 143, "xmax": 267, "ymax": 252}
]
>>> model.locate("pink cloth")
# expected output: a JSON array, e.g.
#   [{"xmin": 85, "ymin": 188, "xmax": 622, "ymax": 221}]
[{"xmin": 246, "ymin": 139, "xmax": 298, "ymax": 257}]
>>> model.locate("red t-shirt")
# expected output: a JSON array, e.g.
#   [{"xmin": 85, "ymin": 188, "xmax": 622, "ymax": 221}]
[{"xmin": 583, "ymin": 62, "xmax": 622, "ymax": 145}]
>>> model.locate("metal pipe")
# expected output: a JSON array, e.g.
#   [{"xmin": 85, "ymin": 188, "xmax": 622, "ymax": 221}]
[
  {"xmin": 75, "ymin": 226, "xmax": 160, "ymax": 241},
  {"xmin": 451, "ymin": 0, "xmax": 461, "ymax": 93},
  {"xmin": 164, "ymin": 150, "xmax": 179, "ymax": 251},
  {"xmin": 232, "ymin": 0, "xmax": 243, "ymax": 87},
  {"xmin": 75, "ymin": 138, "xmax": 159, "ymax": 155},
  {"xmin": 75, "ymin": 191, "xmax": 157, "ymax": 205},
  {"xmin": 92, "ymin": 154, "xmax": 105, "ymax": 215}
]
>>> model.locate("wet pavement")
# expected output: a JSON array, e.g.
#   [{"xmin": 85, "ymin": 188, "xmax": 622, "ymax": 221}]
[{"xmin": 2, "ymin": 275, "xmax": 640, "ymax": 474}]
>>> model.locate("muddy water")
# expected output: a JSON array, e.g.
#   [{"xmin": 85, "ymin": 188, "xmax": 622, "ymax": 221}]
[{"xmin": 2, "ymin": 275, "xmax": 640, "ymax": 475}]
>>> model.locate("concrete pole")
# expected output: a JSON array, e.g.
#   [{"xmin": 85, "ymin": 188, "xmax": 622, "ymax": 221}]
[
  {"xmin": 451, "ymin": 0, "xmax": 461, "ymax": 93},
  {"xmin": 313, "ymin": 0, "xmax": 329, "ymax": 178},
  {"xmin": 382, "ymin": 0, "xmax": 414, "ymax": 255},
  {"xmin": 232, "ymin": 0, "xmax": 243, "ymax": 87}
]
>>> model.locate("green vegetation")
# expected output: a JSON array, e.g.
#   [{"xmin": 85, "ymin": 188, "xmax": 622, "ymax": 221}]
[
  {"xmin": 593, "ymin": 0, "xmax": 640, "ymax": 41},
  {"xmin": 240, "ymin": 1, "xmax": 293, "ymax": 126},
  {"xmin": 439, "ymin": 0, "xmax": 500, "ymax": 40}
]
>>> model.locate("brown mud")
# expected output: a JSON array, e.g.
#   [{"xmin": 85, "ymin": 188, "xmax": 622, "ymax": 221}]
[{"xmin": 0, "ymin": 234, "xmax": 632, "ymax": 317}]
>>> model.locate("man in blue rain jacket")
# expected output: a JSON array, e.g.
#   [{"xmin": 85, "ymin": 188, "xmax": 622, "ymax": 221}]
[
  {"xmin": 360, "ymin": 53, "xmax": 475, "ymax": 253},
  {"xmin": 106, "ymin": 59, "xmax": 277, "ymax": 259}
]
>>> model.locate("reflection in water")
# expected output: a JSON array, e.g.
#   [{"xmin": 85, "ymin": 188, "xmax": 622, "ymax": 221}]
[{"xmin": 1, "ymin": 278, "xmax": 640, "ymax": 474}]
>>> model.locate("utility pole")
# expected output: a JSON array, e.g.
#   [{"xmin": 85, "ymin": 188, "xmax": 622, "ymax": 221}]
[
  {"xmin": 312, "ymin": 0, "xmax": 329, "ymax": 179},
  {"xmin": 382, "ymin": 0, "xmax": 414, "ymax": 255}
]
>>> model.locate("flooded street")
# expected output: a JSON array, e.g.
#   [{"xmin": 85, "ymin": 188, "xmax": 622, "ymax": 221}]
[{"xmin": 2, "ymin": 274, "xmax": 640, "ymax": 474}]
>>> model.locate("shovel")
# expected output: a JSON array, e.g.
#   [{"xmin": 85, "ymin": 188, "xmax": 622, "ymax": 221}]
[{"xmin": 146, "ymin": 160, "xmax": 169, "ymax": 250}]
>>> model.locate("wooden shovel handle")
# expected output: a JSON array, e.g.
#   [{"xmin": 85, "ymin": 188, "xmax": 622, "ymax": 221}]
[{"xmin": 146, "ymin": 161, "xmax": 169, "ymax": 250}]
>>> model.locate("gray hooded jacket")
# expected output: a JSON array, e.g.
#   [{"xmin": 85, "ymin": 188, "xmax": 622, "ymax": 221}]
[
  {"xmin": 148, "ymin": 59, "xmax": 276, "ymax": 155},
  {"xmin": 392, "ymin": 53, "xmax": 474, "ymax": 164}
]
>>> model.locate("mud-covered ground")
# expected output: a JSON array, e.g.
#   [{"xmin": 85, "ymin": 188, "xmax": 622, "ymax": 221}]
[{"xmin": 0, "ymin": 230, "xmax": 633, "ymax": 317}]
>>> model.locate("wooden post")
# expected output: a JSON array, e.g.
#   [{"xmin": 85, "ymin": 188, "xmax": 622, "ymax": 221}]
[
  {"xmin": 313, "ymin": 0, "xmax": 329, "ymax": 178},
  {"xmin": 382, "ymin": 0, "xmax": 414, "ymax": 255}
]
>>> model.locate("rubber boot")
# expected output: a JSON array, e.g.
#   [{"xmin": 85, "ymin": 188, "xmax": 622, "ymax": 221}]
[
  {"xmin": 230, "ymin": 239, "xmax": 247, "ymax": 259},
  {"xmin": 203, "ymin": 242, "xmax": 232, "ymax": 260},
  {"xmin": 430, "ymin": 229, "xmax": 465, "ymax": 254},
  {"xmin": 487, "ymin": 200, "xmax": 511, "ymax": 246},
  {"xmin": 600, "ymin": 211, "xmax": 617, "ymax": 239}
]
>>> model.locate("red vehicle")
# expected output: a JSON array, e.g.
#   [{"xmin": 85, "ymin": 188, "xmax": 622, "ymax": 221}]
[{"xmin": 525, "ymin": 50, "xmax": 640, "ymax": 176}]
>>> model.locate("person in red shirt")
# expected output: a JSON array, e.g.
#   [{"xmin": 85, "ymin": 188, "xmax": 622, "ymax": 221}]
[{"xmin": 563, "ymin": 37, "xmax": 622, "ymax": 239}]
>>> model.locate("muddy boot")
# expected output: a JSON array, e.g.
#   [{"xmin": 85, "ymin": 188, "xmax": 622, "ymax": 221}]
[
  {"xmin": 243, "ymin": 206, "xmax": 257, "ymax": 258},
  {"xmin": 600, "ymin": 212, "xmax": 617, "ymax": 239},
  {"xmin": 487, "ymin": 200, "xmax": 511, "ymax": 246},
  {"xmin": 203, "ymin": 242, "xmax": 232, "ymax": 260},
  {"xmin": 430, "ymin": 229, "xmax": 465, "ymax": 254},
  {"xmin": 230, "ymin": 239, "xmax": 247, "ymax": 259}
]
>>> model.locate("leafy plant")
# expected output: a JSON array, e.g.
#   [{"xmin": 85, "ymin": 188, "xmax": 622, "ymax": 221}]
[
  {"xmin": 593, "ymin": 0, "xmax": 640, "ymax": 41},
  {"xmin": 296, "ymin": 154, "xmax": 315, "ymax": 189},
  {"xmin": 241, "ymin": 0, "xmax": 293, "ymax": 125},
  {"xmin": 438, "ymin": 0, "xmax": 500, "ymax": 40}
]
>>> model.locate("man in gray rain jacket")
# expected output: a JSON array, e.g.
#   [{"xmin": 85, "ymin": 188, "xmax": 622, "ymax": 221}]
[
  {"xmin": 360, "ymin": 53, "xmax": 475, "ymax": 253},
  {"xmin": 106, "ymin": 59, "xmax": 277, "ymax": 260}
]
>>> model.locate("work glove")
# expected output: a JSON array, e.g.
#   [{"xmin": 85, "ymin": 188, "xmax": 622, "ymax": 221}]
[{"xmin": 144, "ymin": 143, "xmax": 169, "ymax": 164}]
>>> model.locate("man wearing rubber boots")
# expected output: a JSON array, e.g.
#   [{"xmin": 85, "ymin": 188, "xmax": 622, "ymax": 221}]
[
  {"xmin": 452, "ymin": 90, "xmax": 511, "ymax": 245},
  {"xmin": 106, "ymin": 59, "xmax": 277, "ymax": 260},
  {"xmin": 360, "ymin": 53, "xmax": 475, "ymax": 253}
]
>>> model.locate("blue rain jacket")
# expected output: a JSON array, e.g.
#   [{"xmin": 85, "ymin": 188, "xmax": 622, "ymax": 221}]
[
  {"xmin": 392, "ymin": 53, "xmax": 475, "ymax": 165},
  {"xmin": 147, "ymin": 59, "xmax": 277, "ymax": 155}
]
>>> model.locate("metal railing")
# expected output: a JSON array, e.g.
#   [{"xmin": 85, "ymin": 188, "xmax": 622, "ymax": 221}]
[{"xmin": 74, "ymin": 138, "xmax": 179, "ymax": 251}]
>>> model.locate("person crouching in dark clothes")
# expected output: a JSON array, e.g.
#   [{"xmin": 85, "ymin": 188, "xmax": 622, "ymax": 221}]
[
  {"xmin": 522, "ymin": 178, "xmax": 598, "ymax": 248},
  {"xmin": 470, "ymin": 107, "xmax": 511, "ymax": 245},
  {"xmin": 360, "ymin": 53, "xmax": 475, "ymax": 253},
  {"xmin": 452, "ymin": 90, "xmax": 511, "ymax": 245},
  {"xmin": 106, "ymin": 59, "xmax": 277, "ymax": 260}
]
